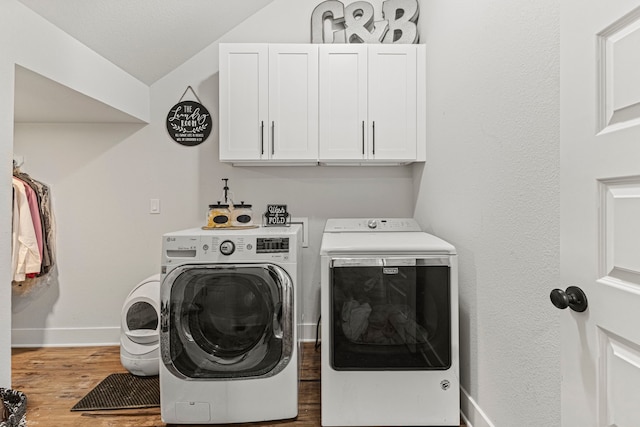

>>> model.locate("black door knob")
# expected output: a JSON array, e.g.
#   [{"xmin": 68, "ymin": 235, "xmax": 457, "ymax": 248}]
[{"xmin": 550, "ymin": 286, "xmax": 588, "ymax": 312}]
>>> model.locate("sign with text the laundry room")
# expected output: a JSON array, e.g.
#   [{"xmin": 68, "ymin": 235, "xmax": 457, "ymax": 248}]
[
  {"xmin": 166, "ymin": 86, "xmax": 212, "ymax": 146},
  {"xmin": 311, "ymin": 0, "xmax": 419, "ymax": 44}
]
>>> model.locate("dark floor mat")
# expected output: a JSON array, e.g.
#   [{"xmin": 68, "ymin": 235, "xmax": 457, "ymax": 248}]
[{"xmin": 71, "ymin": 373, "xmax": 159, "ymax": 411}]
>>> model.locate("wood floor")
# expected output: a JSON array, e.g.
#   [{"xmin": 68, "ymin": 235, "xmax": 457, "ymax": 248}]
[{"xmin": 11, "ymin": 343, "xmax": 465, "ymax": 427}]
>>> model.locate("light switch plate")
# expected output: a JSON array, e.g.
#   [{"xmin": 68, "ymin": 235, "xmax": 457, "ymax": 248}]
[{"xmin": 150, "ymin": 199, "xmax": 160, "ymax": 214}]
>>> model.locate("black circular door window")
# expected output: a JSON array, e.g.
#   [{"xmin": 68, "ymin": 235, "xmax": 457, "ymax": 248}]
[{"xmin": 188, "ymin": 275, "xmax": 271, "ymax": 359}]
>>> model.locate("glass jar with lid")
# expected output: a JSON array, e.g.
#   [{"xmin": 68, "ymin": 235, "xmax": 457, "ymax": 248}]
[
  {"xmin": 231, "ymin": 201, "xmax": 253, "ymax": 227},
  {"xmin": 207, "ymin": 202, "xmax": 230, "ymax": 228}
]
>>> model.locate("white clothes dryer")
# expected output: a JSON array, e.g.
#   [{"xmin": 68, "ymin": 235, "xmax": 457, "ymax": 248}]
[
  {"xmin": 159, "ymin": 225, "xmax": 302, "ymax": 425},
  {"xmin": 320, "ymin": 218, "xmax": 460, "ymax": 426}
]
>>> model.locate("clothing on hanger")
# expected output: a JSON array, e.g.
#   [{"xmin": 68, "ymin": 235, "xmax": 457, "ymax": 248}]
[
  {"xmin": 11, "ymin": 177, "xmax": 41, "ymax": 281},
  {"xmin": 11, "ymin": 162, "xmax": 56, "ymax": 296}
]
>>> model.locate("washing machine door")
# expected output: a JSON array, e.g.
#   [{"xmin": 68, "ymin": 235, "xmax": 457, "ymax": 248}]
[{"xmin": 161, "ymin": 263, "xmax": 293, "ymax": 380}]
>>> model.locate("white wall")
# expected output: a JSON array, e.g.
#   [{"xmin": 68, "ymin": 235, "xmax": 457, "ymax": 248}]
[
  {"xmin": 0, "ymin": 62, "xmax": 14, "ymax": 387},
  {"xmin": 413, "ymin": 0, "xmax": 560, "ymax": 426},
  {"xmin": 1, "ymin": 0, "xmax": 149, "ymax": 387},
  {"xmin": 11, "ymin": 0, "xmax": 415, "ymax": 348}
]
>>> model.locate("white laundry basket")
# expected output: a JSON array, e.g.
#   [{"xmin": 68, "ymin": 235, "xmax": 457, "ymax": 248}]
[{"xmin": 120, "ymin": 274, "xmax": 160, "ymax": 376}]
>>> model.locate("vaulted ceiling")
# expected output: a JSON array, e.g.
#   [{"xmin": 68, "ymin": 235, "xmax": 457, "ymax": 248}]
[
  {"xmin": 13, "ymin": 0, "xmax": 273, "ymax": 123},
  {"xmin": 17, "ymin": 0, "xmax": 274, "ymax": 85}
]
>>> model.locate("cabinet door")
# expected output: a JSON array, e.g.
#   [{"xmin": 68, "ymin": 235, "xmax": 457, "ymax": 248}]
[
  {"xmin": 268, "ymin": 44, "xmax": 319, "ymax": 161},
  {"xmin": 368, "ymin": 45, "xmax": 417, "ymax": 161},
  {"xmin": 219, "ymin": 44, "xmax": 268, "ymax": 161},
  {"xmin": 318, "ymin": 45, "xmax": 368, "ymax": 161}
]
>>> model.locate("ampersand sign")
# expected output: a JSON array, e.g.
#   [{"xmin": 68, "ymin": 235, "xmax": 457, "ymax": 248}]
[{"xmin": 311, "ymin": 0, "xmax": 419, "ymax": 44}]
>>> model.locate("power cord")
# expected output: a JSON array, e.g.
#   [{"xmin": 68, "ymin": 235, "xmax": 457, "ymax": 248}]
[{"xmin": 314, "ymin": 315, "xmax": 321, "ymax": 351}]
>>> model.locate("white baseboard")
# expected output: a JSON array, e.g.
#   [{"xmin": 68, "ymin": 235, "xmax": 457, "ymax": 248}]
[
  {"xmin": 461, "ymin": 411, "xmax": 472, "ymax": 427},
  {"xmin": 12, "ymin": 327, "xmax": 120, "ymax": 347},
  {"xmin": 460, "ymin": 386, "xmax": 496, "ymax": 427},
  {"xmin": 300, "ymin": 321, "xmax": 320, "ymax": 343}
]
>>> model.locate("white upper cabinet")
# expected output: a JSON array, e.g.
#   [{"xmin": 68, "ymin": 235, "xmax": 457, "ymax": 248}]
[
  {"xmin": 368, "ymin": 45, "xmax": 419, "ymax": 161},
  {"xmin": 219, "ymin": 44, "xmax": 268, "ymax": 162},
  {"xmin": 219, "ymin": 43, "xmax": 318, "ymax": 164},
  {"xmin": 319, "ymin": 44, "xmax": 425, "ymax": 164},
  {"xmin": 268, "ymin": 44, "xmax": 319, "ymax": 161},
  {"xmin": 219, "ymin": 43, "xmax": 425, "ymax": 166},
  {"xmin": 318, "ymin": 45, "xmax": 368, "ymax": 161}
]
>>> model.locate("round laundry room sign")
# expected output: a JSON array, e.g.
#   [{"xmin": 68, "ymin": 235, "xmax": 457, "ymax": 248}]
[{"xmin": 166, "ymin": 89, "xmax": 212, "ymax": 146}]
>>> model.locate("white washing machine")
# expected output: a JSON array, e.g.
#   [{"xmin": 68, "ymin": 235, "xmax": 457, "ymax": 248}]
[
  {"xmin": 159, "ymin": 225, "xmax": 302, "ymax": 424},
  {"xmin": 320, "ymin": 218, "xmax": 459, "ymax": 426}
]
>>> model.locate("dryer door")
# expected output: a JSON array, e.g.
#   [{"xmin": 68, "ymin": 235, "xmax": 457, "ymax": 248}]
[
  {"xmin": 330, "ymin": 257, "xmax": 451, "ymax": 370},
  {"xmin": 161, "ymin": 263, "xmax": 293, "ymax": 379}
]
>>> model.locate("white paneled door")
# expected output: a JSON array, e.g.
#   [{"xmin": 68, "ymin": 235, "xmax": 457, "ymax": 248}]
[{"xmin": 560, "ymin": 1, "xmax": 640, "ymax": 426}]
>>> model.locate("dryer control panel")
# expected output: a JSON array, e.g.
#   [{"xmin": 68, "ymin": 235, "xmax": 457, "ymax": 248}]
[{"xmin": 324, "ymin": 218, "xmax": 422, "ymax": 232}]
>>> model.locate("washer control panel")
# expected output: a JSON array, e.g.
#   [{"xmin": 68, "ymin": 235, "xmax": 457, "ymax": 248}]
[
  {"xmin": 256, "ymin": 237, "xmax": 289, "ymax": 253},
  {"xmin": 219, "ymin": 240, "xmax": 235, "ymax": 256},
  {"xmin": 162, "ymin": 226, "xmax": 300, "ymax": 264}
]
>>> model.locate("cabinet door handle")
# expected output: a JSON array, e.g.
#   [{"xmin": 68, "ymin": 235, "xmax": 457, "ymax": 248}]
[
  {"xmin": 260, "ymin": 121, "xmax": 265, "ymax": 155},
  {"xmin": 362, "ymin": 121, "xmax": 365, "ymax": 155},
  {"xmin": 271, "ymin": 121, "xmax": 275, "ymax": 156},
  {"xmin": 372, "ymin": 121, "xmax": 376, "ymax": 155}
]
